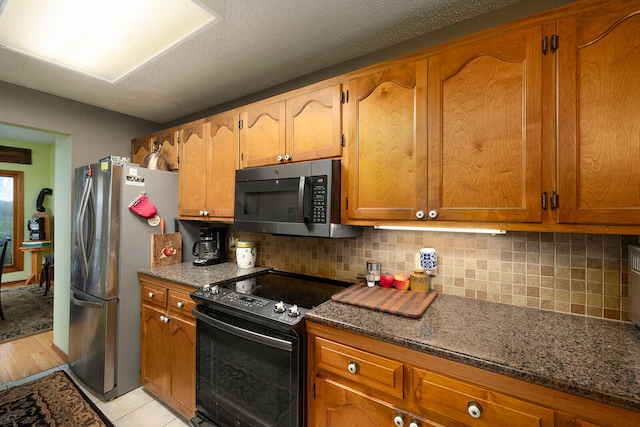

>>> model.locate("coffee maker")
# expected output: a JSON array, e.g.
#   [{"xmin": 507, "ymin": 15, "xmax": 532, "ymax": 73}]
[{"xmin": 192, "ymin": 227, "xmax": 226, "ymax": 266}]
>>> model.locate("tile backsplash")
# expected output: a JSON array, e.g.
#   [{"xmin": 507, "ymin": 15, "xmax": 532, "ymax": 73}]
[{"xmin": 234, "ymin": 229, "xmax": 638, "ymax": 322}]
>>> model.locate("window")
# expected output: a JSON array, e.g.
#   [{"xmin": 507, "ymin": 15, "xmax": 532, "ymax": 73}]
[{"xmin": 0, "ymin": 170, "xmax": 24, "ymax": 273}]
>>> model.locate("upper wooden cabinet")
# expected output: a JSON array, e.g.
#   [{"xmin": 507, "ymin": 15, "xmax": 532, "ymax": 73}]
[
  {"xmin": 556, "ymin": 1, "xmax": 640, "ymax": 226},
  {"xmin": 178, "ymin": 115, "xmax": 239, "ymax": 220},
  {"xmin": 239, "ymin": 100, "xmax": 285, "ymax": 168},
  {"xmin": 177, "ymin": 120, "xmax": 208, "ymax": 218},
  {"xmin": 131, "ymin": 128, "xmax": 179, "ymax": 170},
  {"xmin": 239, "ymin": 84, "xmax": 343, "ymax": 168},
  {"xmin": 206, "ymin": 112, "xmax": 239, "ymax": 219},
  {"xmin": 427, "ymin": 25, "xmax": 544, "ymax": 223},
  {"xmin": 344, "ymin": 60, "xmax": 428, "ymax": 221}
]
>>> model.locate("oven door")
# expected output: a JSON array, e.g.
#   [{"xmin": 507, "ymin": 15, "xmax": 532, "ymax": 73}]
[{"xmin": 193, "ymin": 307, "xmax": 303, "ymax": 427}]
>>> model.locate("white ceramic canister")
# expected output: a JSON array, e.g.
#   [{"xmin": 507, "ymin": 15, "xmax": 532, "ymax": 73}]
[{"xmin": 236, "ymin": 241, "xmax": 257, "ymax": 269}]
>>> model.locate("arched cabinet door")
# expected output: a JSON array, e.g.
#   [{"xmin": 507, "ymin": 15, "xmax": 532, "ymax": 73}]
[
  {"xmin": 427, "ymin": 25, "xmax": 544, "ymax": 224},
  {"xmin": 345, "ymin": 60, "xmax": 428, "ymax": 221},
  {"xmin": 285, "ymin": 84, "xmax": 343, "ymax": 163},
  {"xmin": 557, "ymin": 1, "xmax": 640, "ymax": 225},
  {"xmin": 177, "ymin": 120, "xmax": 208, "ymax": 218}
]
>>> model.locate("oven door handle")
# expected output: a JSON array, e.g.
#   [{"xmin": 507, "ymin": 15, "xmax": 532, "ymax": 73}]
[{"xmin": 194, "ymin": 310, "xmax": 294, "ymax": 351}]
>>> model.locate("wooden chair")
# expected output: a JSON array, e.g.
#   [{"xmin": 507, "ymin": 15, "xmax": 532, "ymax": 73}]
[{"xmin": 0, "ymin": 238, "xmax": 9, "ymax": 320}]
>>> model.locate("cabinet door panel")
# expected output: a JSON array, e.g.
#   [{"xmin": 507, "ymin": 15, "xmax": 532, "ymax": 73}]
[
  {"xmin": 178, "ymin": 122, "xmax": 208, "ymax": 217},
  {"xmin": 169, "ymin": 314, "xmax": 196, "ymax": 417},
  {"xmin": 428, "ymin": 26, "xmax": 543, "ymax": 223},
  {"xmin": 558, "ymin": 3, "xmax": 640, "ymax": 224},
  {"xmin": 313, "ymin": 378, "xmax": 398, "ymax": 427},
  {"xmin": 131, "ymin": 136, "xmax": 151, "ymax": 166},
  {"xmin": 140, "ymin": 304, "xmax": 168, "ymax": 397},
  {"xmin": 207, "ymin": 113, "xmax": 239, "ymax": 218},
  {"xmin": 240, "ymin": 101, "xmax": 286, "ymax": 168},
  {"xmin": 346, "ymin": 61, "xmax": 428, "ymax": 220},
  {"xmin": 286, "ymin": 85, "xmax": 342, "ymax": 163}
]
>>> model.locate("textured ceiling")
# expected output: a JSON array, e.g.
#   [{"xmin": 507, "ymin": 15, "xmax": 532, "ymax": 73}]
[{"xmin": 0, "ymin": 0, "xmax": 525, "ymax": 124}]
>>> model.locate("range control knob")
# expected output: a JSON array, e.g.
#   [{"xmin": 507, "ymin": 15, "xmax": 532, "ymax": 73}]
[
  {"xmin": 274, "ymin": 301, "xmax": 286, "ymax": 313},
  {"xmin": 288, "ymin": 304, "xmax": 300, "ymax": 317}
]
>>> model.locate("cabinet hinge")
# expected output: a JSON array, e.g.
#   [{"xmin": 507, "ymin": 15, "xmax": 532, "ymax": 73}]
[
  {"xmin": 241, "ymin": 152, "xmax": 244, "ymax": 162},
  {"xmin": 312, "ymin": 383, "xmax": 316, "ymax": 400},
  {"xmin": 177, "ymin": 155, "xmax": 180, "ymax": 164},
  {"xmin": 345, "ymin": 196, "xmax": 348, "ymax": 210},
  {"xmin": 341, "ymin": 90, "xmax": 349, "ymax": 104},
  {"xmin": 238, "ymin": 119, "xmax": 243, "ymax": 129},
  {"xmin": 177, "ymin": 134, "xmax": 181, "ymax": 144},
  {"xmin": 550, "ymin": 34, "xmax": 559, "ymax": 53},
  {"xmin": 551, "ymin": 191, "xmax": 558, "ymax": 210},
  {"xmin": 542, "ymin": 192, "xmax": 548, "ymax": 210},
  {"xmin": 341, "ymin": 134, "xmax": 345, "ymax": 147}
]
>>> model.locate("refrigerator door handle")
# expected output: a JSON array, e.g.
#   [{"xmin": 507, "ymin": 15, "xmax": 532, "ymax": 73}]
[
  {"xmin": 75, "ymin": 176, "xmax": 93, "ymax": 279},
  {"xmin": 70, "ymin": 293, "xmax": 104, "ymax": 309}
]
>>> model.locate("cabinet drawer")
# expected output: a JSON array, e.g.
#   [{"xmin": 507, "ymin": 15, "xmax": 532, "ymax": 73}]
[
  {"xmin": 168, "ymin": 290, "xmax": 196, "ymax": 318},
  {"xmin": 314, "ymin": 337, "xmax": 403, "ymax": 400},
  {"xmin": 142, "ymin": 282, "xmax": 167, "ymax": 308},
  {"xmin": 412, "ymin": 368, "xmax": 554, "ymax": 426}
]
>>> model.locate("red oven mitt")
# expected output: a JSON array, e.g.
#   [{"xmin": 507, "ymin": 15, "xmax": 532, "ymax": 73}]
[{"xmin": 128, "ymin": 193, "xmax": 157, "ymax": 219}]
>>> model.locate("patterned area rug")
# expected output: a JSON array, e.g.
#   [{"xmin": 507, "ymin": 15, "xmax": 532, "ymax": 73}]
[
  {"xmin": 0, "ymin": 370, "xmax": 113, "ymax": 426},
  {"xmin": 0, "ymin": 284, "xmax": 53, "ymax": 344}
]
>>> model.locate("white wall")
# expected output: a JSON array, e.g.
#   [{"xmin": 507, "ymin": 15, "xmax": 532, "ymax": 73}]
[{"xmin": 0, "ymin": 81, "xmax": 159, "ymax": 354}]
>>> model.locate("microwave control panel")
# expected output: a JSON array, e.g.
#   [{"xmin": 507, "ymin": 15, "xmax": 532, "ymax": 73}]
[{"xmin": 311, "ymin": 176, "xmax": 327, "ymax": 223}]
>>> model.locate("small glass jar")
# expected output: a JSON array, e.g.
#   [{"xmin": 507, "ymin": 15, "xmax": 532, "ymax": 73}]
[{"xmin": 366, "ymin": 260, "xmax": 381, "ymax": 285}]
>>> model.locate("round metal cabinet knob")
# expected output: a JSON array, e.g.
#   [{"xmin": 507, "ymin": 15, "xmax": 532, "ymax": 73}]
[
  {"xmin": 409, "ymin": 419, "xmax": 422, "ymax": 427},
  {"xmin": 467, "ymin": 401, "xmax": 483, "ymax": 419},
  {"xmin": 148, "ymin": 292, "xmax": 155, "ymax": 298},
  {"xmin": 159, "ymin": 315, "xmax": 170, "ymax": 323},
  {"xmin": 284, "ymin": 154, "xmax": 292, "ymax": 161},
  {"xmin": 177, "ymin": 301, "xmax": 185, "ymax": 309},
  {"xmin": 347, "ymin": 361, "xmax": 359, "ymax": 374},
  {"xmin": 416, "ymin": 210, "xmax": 425, "ymax": 219},
  {"xmin": 393, "ymin": 413, "xmax": 406, "ymax": 427},
  {"xmin": 277, "ymin": 155, "xmax": 284, "ymax": 162},
  {"xmin": 428, "ymin": 209, "xmax": 439, "ymax": 219}
]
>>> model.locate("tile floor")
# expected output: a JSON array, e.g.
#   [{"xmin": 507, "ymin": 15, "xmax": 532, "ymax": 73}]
[{"xmin": 0, "ymin": 365, "xmax": 190, "ymax": 427}]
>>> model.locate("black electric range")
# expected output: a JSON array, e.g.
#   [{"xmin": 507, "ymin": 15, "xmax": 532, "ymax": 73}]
[{"xmin": 190, "ymin": 269, "xmax": 352, "ymax": 331}]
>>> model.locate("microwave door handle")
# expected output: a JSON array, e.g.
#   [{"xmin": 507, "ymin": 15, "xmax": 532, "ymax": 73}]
[{"xmin": 298, "ymin": 176, "xmax": 306, "ymax": 223}]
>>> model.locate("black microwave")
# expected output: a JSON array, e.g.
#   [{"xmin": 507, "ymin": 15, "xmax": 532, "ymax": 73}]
[{"xmin": 234, "ymin": 159, "xmax": 361, "ymax": 238}]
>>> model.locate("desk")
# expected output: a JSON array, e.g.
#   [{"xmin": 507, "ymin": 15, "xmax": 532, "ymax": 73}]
[{"xmin": 19, "ymin": 245, "xmax": 51, "ymax": 285}]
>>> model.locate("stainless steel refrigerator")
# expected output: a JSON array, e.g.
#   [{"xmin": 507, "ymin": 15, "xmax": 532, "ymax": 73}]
[{"xmin": 68, "ymin": 161, "xmax": 178, "ymax": 400}]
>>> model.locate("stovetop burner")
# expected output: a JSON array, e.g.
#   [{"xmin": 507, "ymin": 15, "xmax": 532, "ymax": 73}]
[{"xmin": 191, "ymin": 270, "xmax": 352, "ymax": 328}]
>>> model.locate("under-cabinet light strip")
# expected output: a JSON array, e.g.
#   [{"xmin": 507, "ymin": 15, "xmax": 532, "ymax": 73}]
[{"xmin": 374, "ymin": 225, "xmax": 507, "ymax": 235}]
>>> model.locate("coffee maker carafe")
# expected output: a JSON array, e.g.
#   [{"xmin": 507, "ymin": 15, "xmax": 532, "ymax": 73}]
[{"xmin": 192, "ymin": 227, "xmax": 225, "ymax": 266}]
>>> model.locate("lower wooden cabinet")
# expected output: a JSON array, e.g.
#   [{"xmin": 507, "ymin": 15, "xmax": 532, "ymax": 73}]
[
  {"xmin": 307, "ymin": 321, "xmax": 640, "ymax": 427},
  {"xmin": 314, "ymin": 377, "xmax": 434, "ymax": 427},
  {"xmin": 140, "ymin": 274, "xmax": 196, "ymax": 420}
]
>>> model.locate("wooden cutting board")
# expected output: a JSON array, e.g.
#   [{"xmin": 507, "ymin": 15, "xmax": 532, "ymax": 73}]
[
  {"xmin": 150, "ymin": 232, "xmax": 182, "ymax": 267},
  {"xmin": 331, "ymin": 283, "xmax": 437, "ymax": 318}
]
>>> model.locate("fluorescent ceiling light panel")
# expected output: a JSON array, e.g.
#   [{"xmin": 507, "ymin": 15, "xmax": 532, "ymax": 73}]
[{"xmin": 0, "ymin": 0, "xmax": 221, "ymax": 82}]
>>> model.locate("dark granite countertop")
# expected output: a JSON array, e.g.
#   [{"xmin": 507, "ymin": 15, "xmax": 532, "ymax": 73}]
[
  {"xmin": 138, "ymin": 261, "xmax": 271, "ymax": 288},
  {"xmin": 307, "ymin": 293, "xmax": 640, "ymax": 412}
]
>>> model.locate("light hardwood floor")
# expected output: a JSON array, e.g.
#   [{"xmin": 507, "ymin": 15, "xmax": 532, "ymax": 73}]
[{"xmin": 0, "ymin": 330, "xmax": 65, "ymax": 386}]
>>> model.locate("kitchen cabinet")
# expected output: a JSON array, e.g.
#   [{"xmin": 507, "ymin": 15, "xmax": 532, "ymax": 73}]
[
  {"xmin": 426, "ymin": 25, "xmax": 544, "ymax": 223},
  {"xmin": 239, "ymin": 84, "xmax": 343, "ymax": 168},
  {"xmin": 556, "ymin": 0, "xmax": 640, "ymax": 226},
  {"xmin": 140, "ymin": 275, "xmax": 196, "ymax": 420},
  {"xmin": 177, "ymin": 120, "xmax": 207, "ymax": 218},
  {"xmin": 307, "ymin": 321, "xmax": 640, "ymax": 427},
  {"xmin": 344, "ymin": 60, "xmax": 428, "ymax": 221},
  {"xmin": 314, "ymin": 378, "xmax": 433, "ymax": 427},
  {"xmin": 177, "ymin": 115, "xmax": 238, "ymax": 221},
  {"xmin": 131, "ymin": 128, "xmax": 179, "ymax": 170}
]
